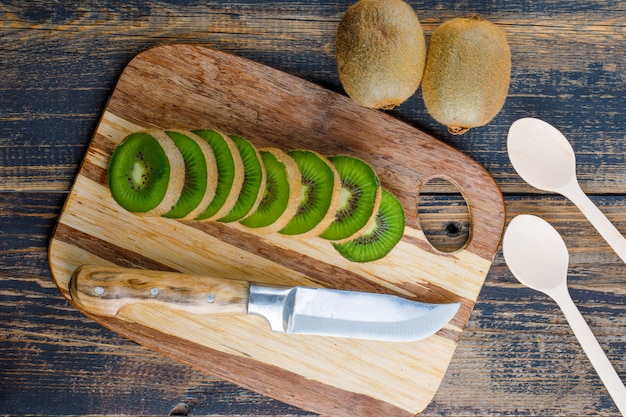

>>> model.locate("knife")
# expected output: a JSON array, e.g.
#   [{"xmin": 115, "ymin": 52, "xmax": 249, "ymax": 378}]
[{"xmin": 70, "ymin": 265, "xmax": 461, "ymax": 342}]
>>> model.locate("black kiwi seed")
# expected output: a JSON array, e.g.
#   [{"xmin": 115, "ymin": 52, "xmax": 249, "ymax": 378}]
[
  {"xmin": 162, "ymin": 131, "xmax": 212, "ymax": 219},
  {"xmin": 279, "ymin": 150, "xmax": 341, "ymax": 237},
  {"xmin": 191, "ymin": 129, "xmax": 244, "ymax": 221},
  {"xmin": 218, "ymin": 135, "xmax": 266, "ymax": 223},
  {"xmin": 108, "ymin": 131, "xmax": 184, "ymax": 215},
  {"xmin": 239, "ymin": 148, "xmax": 301, "ymax": 233},
  {"xmin": 333, "ymin": 189, "xmax": 405, "ymax": 262},
  {"xmin": 320, "ymin": 155, "xmax": 381, "ymax": 241}
]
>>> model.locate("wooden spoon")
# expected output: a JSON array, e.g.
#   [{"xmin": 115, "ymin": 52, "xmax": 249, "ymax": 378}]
[
  {"xmin": 502, "ymin": 214, "xmax": 626, "ymax": 415},
  {"xmin": 507, "ymin": 117, "xmax": 626, "ymax": 264}
]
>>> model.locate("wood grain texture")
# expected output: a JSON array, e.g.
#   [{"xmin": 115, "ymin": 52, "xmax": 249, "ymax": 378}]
[
  {"xmin": 3, "ymin": 195, "xmax": 626, "ymax": 416},
  {"xmin": 47, "ymin": 44, "xmax": 504, "ymax": 417},
  {"xmin": 69, "ymin": 266, "xmax": 251, "ymax": 317},
  {"xmin": 2, "ymin": 0, "xmax": 625, "ymax": 416},
  {"xmin": 2, "ymin": 1, "xmax": 625, "ymax": 194}
]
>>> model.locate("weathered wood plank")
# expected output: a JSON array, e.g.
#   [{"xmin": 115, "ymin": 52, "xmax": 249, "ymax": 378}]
[
  {"xmin": 2, "ymin": 0, "xmax": 625, "ymax": 415},
  {"xmin": 0, "ymin": 193, "xmax": 65, "ymax": 275},
  {"xmin": 1, "ymin": 1, "xmax": 624, "ymax": 193},
  {"xmin": 0, "ymin": 195, "xmax": 309, "ymax": 415},
  {"xmin": 2, "ymin": 192, "xmax": 625, "ymax": 415}
]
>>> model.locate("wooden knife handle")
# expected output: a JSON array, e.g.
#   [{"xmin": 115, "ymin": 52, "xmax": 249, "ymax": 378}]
[{"xmin": 70, "ymin": 265, "xmax": 249, "ymax": 318}]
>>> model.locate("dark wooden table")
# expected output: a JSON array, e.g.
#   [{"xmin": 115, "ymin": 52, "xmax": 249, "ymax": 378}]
[{"xmin": 2, "ymin": 1, "xmax": 625, "ymax": 415}]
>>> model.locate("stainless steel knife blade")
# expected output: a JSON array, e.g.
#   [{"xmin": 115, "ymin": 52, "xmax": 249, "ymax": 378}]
[
  {"xmin": 70, "ymin": 265, "xmax": 460, "ymax": 343},
  {"xmin": 248, "ymin": 285, "xmax": 460, "ymax": 342}
]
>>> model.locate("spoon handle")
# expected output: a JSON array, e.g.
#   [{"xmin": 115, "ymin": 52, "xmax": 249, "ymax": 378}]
[
  {"xmin": 562, "ymin": 181, "xmax": 626, "ymax": 265},
  {"xmin": 552, "ymin": 284, "xmax": 626, "ymax": 415}
]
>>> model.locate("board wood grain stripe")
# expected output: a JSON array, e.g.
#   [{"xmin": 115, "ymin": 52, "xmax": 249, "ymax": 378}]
[
  {"xmin": 106, "ymin": 44, "xmax": 504, "ymax": 261},
  {"xmin": 49, "ymin": 45, "xmax": 505, "ymax": 417},
  {"xmin": 53, "ymin": 222, "xmax": 177, "ymax": 273},
  {"xmin": 91, "ymin": 314, "xmax": 415, "ymax": 417},
  {"xmin": 78, "ymin": 133, "xmax": 473, "ymax": 315},
  {"xmin": 55, "ymin": 204, "xmax": 463, "ymax": 342}
]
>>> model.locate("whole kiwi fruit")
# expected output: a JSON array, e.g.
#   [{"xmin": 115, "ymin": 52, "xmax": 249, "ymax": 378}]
[
  {"xmin": 421, "ymin": 16, "xmax": 511, "ymax": 134},
  {"xmin": 336, "ymin": 0, "xmax": 427, "ymax": 110}
]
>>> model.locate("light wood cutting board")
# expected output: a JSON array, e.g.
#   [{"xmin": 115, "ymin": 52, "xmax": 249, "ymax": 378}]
[{"xmin": 49, "ymin": 44, "xmax": 505, "ymax": 417}]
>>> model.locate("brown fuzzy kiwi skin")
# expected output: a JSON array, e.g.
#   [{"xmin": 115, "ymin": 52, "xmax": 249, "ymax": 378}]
[
  {"xmin": 142, "ymin": 130, "xmax": 186, "ymax": 216},
  {"xmin": 421, "ymin": 15, "xmax": 511, "ymax": 135},
  {"xmin": 336, "ymin": 0, "xmax": 427, "ymax": 110}
]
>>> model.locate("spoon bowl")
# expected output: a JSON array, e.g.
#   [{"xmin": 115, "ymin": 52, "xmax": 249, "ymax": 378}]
[
  {"xmin": 507, "ymin": 117, "xmax": 577, "ymax": 192},
  {"xmin": 503, "ymin": 214, "xmax": 626, "ymax": 414},
  {"xmin": 502, "ymin": 214, "xmax": 568, "ymax": 293}
]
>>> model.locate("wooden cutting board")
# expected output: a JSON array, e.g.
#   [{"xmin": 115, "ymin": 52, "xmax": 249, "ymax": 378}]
[{"xmin": 49, "ymin": 44, "xmax": 505, "ymax": 417}]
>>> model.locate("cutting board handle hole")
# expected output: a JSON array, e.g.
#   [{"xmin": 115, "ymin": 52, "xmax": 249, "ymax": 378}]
[{"xmin": 417, "ymin": 177, "xmax": 470, "ymax": 253}]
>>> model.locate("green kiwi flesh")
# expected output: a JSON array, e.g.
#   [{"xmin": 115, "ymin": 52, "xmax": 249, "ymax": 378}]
[
  {"xmin": 279, "ymin": 150, "xmax": 341, "ymax": 236},
  {"xmin": 218, "ymin": 135, "xmax": 266, "ymax": 223},
  {"xmin": 108, "ymin": 128, "xmax": 404, "ymax": 263},
  {"xmin": 239, "ymin": 148, "xmax": 301, "ymax": 232},
  {"xmin": 162, "ymin": 131, "xmax": 210, "ymax": 219},
  {"xmin": 108, "ymin": 132, "xmax": 175, "ymax": 214},
  {"xmin": 181, "ymin": 131, "xmax": 219, "ymax": 220},
  {"xmin": 192, "ymin": 129, "xmax": 244, "ymax": 221},
  {"xmin": 333, "ymin": 189, "xmax": 405, "ymax": 262},
  {"xmin": 320, "ymin": 155, "xmax": 381, "ymax": 241}
]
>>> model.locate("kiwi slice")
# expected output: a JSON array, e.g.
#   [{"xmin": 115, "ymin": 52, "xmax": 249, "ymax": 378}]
[
  {"xmin": 218, "ymin": 135, "xmax": 266, "ymax": 223},
  {"xmin": 333, "ymin": 189, "xmax": 405, "ymax": 262},
  {"xmin": 279, "ymin": 150, "xmax": 341, "ymax": 237},
  {"xmin": 239, "ymin": 148, "xmax": 301, "ymax": 233},
  {"xmin": 108, "ymin": 130, "xmax": 185, "ymax": 215},
  {"xmin": 320, "ymin": 155, "xmax": 381, "ymax": 241},
  {"xmin": 180, "ymin": 131, "xmax": 219, "ymax": 220},
  {"xmin": 191, "ymin": 129, "xmax": 245, "ymax": 221},
  {"xmin": 161, "ymin": 131, "xmax": 216, "ymax": 219}
]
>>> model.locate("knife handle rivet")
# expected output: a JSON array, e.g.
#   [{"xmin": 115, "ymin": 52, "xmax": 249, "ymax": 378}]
[
  {"xmin": 206, "ymin": 294, "xmax": 215, "ymax": 303},
  {"xmin": 94, "ymin": 286, "xmax": 105, "ymax": 296},
  {"xmin": 150, "ymin": 288, "xmax": 160, "ymax": 296}
]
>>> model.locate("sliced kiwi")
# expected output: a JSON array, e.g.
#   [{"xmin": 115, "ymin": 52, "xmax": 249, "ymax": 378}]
[
  {"xmin": 218, "ymin": 135, "xmax": 266, "ymax": 223},
  {"xmin": 239, "ymin": 148, "xmax": 301, "ymax": 233},
  {"xmin": 108, "ymin": 130, "xmax": 185, "ymax": 215},
  {"xmin": 161, "ymin": 131, "xmax": 215, "ymax": 219},
  {"xmin": 108, "ymin": 127, "xmax": 402, "ymax": 263},
  {"xmin": 320, "ymin": 155, "xmax": 381, "ymax": 241},
  {"xmin": 191, "ymin": 129, "xmax": 244, "ymax": 221},
  {"xmin": 279, "ymin": 150, "xmax": 341, "ymax": 237},
  {"xmin": 333, "ymin": 189, "xmax": 405, "ymax": 262},
  {"xmin": 180, "ymin": 131, "xmax": 219, "ymax": 220}
]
